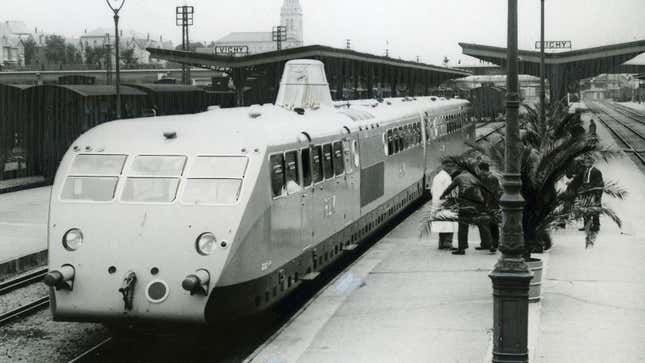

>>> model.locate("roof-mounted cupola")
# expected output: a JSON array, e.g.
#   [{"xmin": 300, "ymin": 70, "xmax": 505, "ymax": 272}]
[{"xmin": 275, "ymin": 59, "xmax": 333, "ymax": 110}]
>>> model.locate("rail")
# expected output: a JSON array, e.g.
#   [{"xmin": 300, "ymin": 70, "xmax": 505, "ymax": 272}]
[
  {"xmin": 588, "ymin": 101, "xmax": 645, "ymax": 166},
  {"xmin": 0, "ymin": 296, "xmax": 49, "ymax": 326},
  {"xmin": 67, "ymin": 337, "xmax": 114, "ymax": 363},
  {"xmin": 0, "ymin": 267, "xmax": 48, "ymax": 295}
]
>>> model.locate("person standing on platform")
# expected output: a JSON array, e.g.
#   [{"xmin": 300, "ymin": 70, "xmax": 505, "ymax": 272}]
[
  {"xmin": 588, "ymin": 118, "xmax": 597, "ymax": 136},
  {"xmin": 440, "ymin": 162, "xmax": 491, "ymax": 255},
  {"xmin": 477, "ymin": 162, "xmax": 502, "ymax": 253},
  {"xmin": 430, "ymin": 168, "xmax": 457, "ymax": 249},
  {"xmin": 578, "ymin": 156, "xmax": 604, "ymax": 248}
]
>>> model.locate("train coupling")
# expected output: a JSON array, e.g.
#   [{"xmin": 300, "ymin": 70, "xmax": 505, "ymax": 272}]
[
  {"xmin": 44, "ymin": 265, "xmax": 75, "ymax": 291},
  {"xmin": 118, "ymin": 271, "xmax": 137, "ymax": 311},
  {"xmin": 181, "ymin": 269, "xmax": 210, "ymax": 296}
]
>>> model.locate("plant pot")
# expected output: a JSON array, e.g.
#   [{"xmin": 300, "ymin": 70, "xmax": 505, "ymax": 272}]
[{"xmin": 526, "ymin": 257, "xmax": 543, "ymax": 303}]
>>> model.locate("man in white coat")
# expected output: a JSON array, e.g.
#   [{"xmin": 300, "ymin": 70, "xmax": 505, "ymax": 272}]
[{"xmin": 431, "ymin": 168, "xmax": 457, "ymax": 249}]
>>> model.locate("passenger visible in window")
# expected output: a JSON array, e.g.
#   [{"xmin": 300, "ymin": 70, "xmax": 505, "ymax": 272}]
[{"xmin": 285, "ymin": 151, "xmax": 301, "ymax": 194}]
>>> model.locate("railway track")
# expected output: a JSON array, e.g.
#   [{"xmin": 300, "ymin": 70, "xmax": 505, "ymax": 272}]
[
  {"xmin": 587, "ymin": 101, "xmax": 645, "ymax": 166},
  {"xmin": 67, "ymin": 337, "xmax": 114, "ymax": 363},
  {"xmin": 0, "ymin": 267, "xmax": 50, "ymax": 327}
]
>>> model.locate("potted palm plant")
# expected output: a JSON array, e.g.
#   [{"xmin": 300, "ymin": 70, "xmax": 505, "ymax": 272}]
[{"xmin": 424, "ymin": 102, "xmax": 627, "ymax": 301}]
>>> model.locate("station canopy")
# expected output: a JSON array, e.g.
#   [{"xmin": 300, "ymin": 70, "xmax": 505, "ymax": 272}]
[
  {"xmin": 147, "ymin": 45, "xmax": 471, "ymax": 106},
  {"xmin": 460, "ymin": 39, "xmax": 645, "ymax": 102}
]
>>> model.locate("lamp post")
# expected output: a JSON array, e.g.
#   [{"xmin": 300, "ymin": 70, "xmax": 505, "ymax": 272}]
[
  {"xmin": 540, "ymin": 0, "xmax": 546, "ymax": 124},
  {"xmin": 106, "ymin": 0, "xmax": 125, "ymax": 119},
  {"xmin": 489, "ymin": 0, "xmax": 532, "ymax": 362}
]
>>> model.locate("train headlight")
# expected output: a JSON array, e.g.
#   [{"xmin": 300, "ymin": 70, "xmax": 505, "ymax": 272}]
[
  {"xmin": 196, "ymin": 232, "xmax": 217, "ymax": 255},
  {"xmin": 62, "ymin": 228, "xmax": 84, "ymax": 251}
]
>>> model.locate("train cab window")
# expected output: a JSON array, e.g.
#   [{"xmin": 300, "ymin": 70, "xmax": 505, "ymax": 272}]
[
  {"xmin": 122, "ymin": 178, "xmax": 180, "ymax": 203},
  {"xmin": 386, "ymin": 129, "xmax": 393, "ymax": 156},
  {"xmin": 70, "ymin": 154, "xmax": 126, "ymax": 175},
  {"xmin": 190, "ymin": 156, "xmax": 248, "ymax": 178},
  {"xmin": 62, "ymin": 154, "xmax": 127, "ymax": 202},
  {"xmin": 61, "ymin": 177, "xmax": 119, "ymax": 202},
  {"xmin": 312, "ymin": 145, "xmax": 323, "ymax": 183},
  {"xmin": 182, "ymin": 179, "xmax": 242, "ymax": 205},
  {"xmin": 285, "ymin": 151, "xmax": 301, "ymax": 194},
  {"xmin": 332, "ymin": 142, "xmax": 344, "ymax": 176},
  {"xmin": 301, "ymin": 148, "xmax": 312, "ymax": 187},
  {"xmin": 130, "ymin": 155, "xmax": 186, "ymax": 176},
  {"xmin": 322, "ymin": 143, "xmax": 333, "ymax": 179},
  {"xmin": 269, "ymin": 154, "xmax": 285, "ymax": 198}
]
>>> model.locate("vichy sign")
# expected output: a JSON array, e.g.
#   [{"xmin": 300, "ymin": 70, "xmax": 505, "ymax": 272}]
[{"xmin": 535, "ymin": 41, "xmax": 572, "ymax": 50}]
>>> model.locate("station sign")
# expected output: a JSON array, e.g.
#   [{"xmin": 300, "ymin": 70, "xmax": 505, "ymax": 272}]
[
  {"xmin": 213, "ymin": 45, "xmax": 249, "ymax": 57},
  {"xmin": 535, "ymin": 41, "xmax": 572, "ymax": 50}
]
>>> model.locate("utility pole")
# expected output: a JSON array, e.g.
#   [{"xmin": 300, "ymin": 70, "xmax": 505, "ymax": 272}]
[
  {"xmin": 489, "ymin": 0, "xmax": 532, "ymax": 362},
  {"xmin": 106, "ymin": 0, "xmax": 125, "ymax": 119},
  {"xmin": 176, "ymin": 5, "xmax": 194, "ymax": 85},
  {"xmin": 385, "ymin": 40, "xmax": 390, "ymax": 57},
  {"xmin": 272, "ymin": 25, "xmax": 287, "ymax": 51},
  {"xmin": 346, "ymin": 39, "xmax": 351, "ymax": 49},
  {"xmin": 105, "ymin": 33, "xmax": 113, "ymax": 85},
  {"xmin": 540, "ymin": 0, "xmax": 546, "ymax": 124}
]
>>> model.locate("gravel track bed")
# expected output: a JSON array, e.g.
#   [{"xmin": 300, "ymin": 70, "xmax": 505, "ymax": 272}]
[
  {"xmin": 0, "ymin": 309, "xmax": 108, "ymax": 362},
  {"xmin": 0, "ymin": 283, "xmax": 48, "ymax": 314}
]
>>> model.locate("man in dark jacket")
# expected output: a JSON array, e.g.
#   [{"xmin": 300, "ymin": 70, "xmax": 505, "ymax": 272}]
[
  {"xmin": 478, "ymin": 162, "xmax": 502, "ymax": 253},
  {"xmin": 578, "ymin": 157, "xmax": 604, "ymax": 248},
  {"xmin": 440, "ymin": 164, "xmax": 491, "ymax": 255}
]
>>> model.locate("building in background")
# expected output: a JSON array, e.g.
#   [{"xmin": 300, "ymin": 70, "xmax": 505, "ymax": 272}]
[
  {"xmin": 447, "ymin": 74, "xmax": 548, "ymax": 107},
  {"xmin": 124, "ymin": 33, "xmax": 174, "ymax": 65},
  {"xmin": 207, "ymin": 0, "xmax": 304, "ymax": 56}
]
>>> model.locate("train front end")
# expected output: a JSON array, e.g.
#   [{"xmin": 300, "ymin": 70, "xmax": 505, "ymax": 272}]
[{"xmin": 45, "ymin": 116, "xmax": 258, "ymax": 324}]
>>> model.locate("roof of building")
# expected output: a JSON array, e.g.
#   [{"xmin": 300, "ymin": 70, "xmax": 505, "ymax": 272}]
[
  {"xmin": 147, "ymin": 44, "xmax": 471, "ymax": 76},
  {"xmin": 124, "ymin": 83, "xmax": 205, "ymax": 93},
  {"xmin": 215, "ymin": 32, "xmax": 273, "ymax": 43},
  {"xmin": 40, "ymin": 85, "xmax": 147, "ymax": 97}
]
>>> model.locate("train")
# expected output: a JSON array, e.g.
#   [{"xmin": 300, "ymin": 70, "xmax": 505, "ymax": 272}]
[{"xmin": 44, "ymin": 59, "xmax": 474, "ymax": 325}]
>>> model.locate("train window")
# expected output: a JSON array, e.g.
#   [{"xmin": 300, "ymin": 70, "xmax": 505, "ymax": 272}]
[
  {"xmin": 190, "ymin": 156, "xmax": 248, "ymax": 178},
  {"xmin": 312, "ymin": 146, "xmax": 323, "ymax": 183},
  {"xmin": 351, "ymin": 139, "xmax": 360, "ymax": 168},
  {"xmin": 121, "ymin": 178, "xmax": 180, "ymax": 203},
  {"xmin": 397, "ymin": 127, "xmax": 404, "ymax": 151},
  {"xmin": 270, "ymin": 154, "xmax": 285, "ymax": 198},
  {"xmin": 130, "ymin": 155, "xmax": 186, "ymax": 177},
  {"xmin": 70, "ymin": 154, "xmax": 126, "ymax": 175},
  {"xmin": 301, "ymin": 148, "xmax": 312, "ymax": 187},
  {"xmin": 332, "ymin": 142, "xmax": 344, "ymax": 176},
  {"xmin": 285, "ymin": 151, "xmax": 301, "ymax": 194},
  {"xmin": 322, "ymin": 143, "xmax": 333, "ymax": 179},
  {"xmin": 342, "ymin": 140, "xmax": 353, "ymax": 173},
  {"xmin": 61, "ymin": 176, "xmax": 119, "ymax": 202},
  {"xmin": 182, "ymin": 179, "xmax": 242, "ymax": 205},
  {"xmin": 386, "ymin": 130, "xmax": 393, "ymax": 156}
]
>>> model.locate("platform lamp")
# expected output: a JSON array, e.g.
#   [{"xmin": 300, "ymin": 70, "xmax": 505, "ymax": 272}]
[
  {"xmin": 489, "ymin": 0, "xmax": 532, "ymax": 362},
  {"xmin": 539, "ymin": 0, "xmax": 546, "ymax": 124},
  {"xmin": 106, "ymin": 0, "xmax": 126, "ymax": 119}
]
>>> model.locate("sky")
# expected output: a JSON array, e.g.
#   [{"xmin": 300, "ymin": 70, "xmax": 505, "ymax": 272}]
[{"xmin": 4, "ymin": 0, "xmax": 645, "ymax": 66}]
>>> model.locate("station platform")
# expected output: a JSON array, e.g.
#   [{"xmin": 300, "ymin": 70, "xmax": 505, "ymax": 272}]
[
  {"xmin": 247, "ymin": 114, "xmax": 645, "ymax": 362},
  {"xmin": 0, "ymin": 186, "xmax": 50, "ymax": 280},
  {"xmin": 619, "ymin": 101, "xmax": 645, "ymax": 114}
]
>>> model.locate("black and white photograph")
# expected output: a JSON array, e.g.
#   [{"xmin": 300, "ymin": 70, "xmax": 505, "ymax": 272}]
[{"xmin": 0, "ymin": 0, "xmax": 644, "ymax": 362}]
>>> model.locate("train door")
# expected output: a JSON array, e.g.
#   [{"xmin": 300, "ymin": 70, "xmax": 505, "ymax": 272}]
[
  {"xmin": 344, "ymin": 136, "xmax": 361, "ymax": 224},
  {"xmin": 300, "ymin": 146, "xmax": 314, "ymax": 248}
]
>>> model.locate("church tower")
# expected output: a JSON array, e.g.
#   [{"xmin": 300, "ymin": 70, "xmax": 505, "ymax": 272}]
[{"xmin": 280, "ymin": 0, "xmax": 303, "ymax": 46}]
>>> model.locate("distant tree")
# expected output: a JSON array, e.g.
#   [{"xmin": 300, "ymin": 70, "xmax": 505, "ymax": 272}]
[
  {"xmin": 22, "ymin": 38, "xmax": 38, "ymax": 65},
  {"xmin": 44, "ymin": 35, "xmax": 67, "ymax": 64},
  {"xmin": 64, "ymin": 44, "xmax": 82, "ymax": 64},
  {"xmin": 84, "ymin": 46, "xmax": 107, "ymax": 66},
  {"xmin": 120, "ymin": 48, "xmax": 138, "ymax": 66}
]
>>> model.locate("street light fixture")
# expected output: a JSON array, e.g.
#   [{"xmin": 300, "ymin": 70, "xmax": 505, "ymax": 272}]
[
  {"xmin": 489, "ymin": 0, "xmax": 532, "ymax": 362},
  {"xmin": 106, "ymin": 0, "xmax": 126, "ymax": 119}
]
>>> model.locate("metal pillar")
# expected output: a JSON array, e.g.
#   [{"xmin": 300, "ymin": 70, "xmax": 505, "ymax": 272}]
[
  {"xmin": 106, "ymin": 0, "xmax": 125, "ymax": 119},
  {"xmin": 176, "ymin": 5, "xmax": 194, "ymax": 86},
  {"xmin": 104, "ymin": 33, "xmax": 113, "ymax": 85},
  {"xmin": 489, "ymin": 1, "xmax": 532, "ymax": 362},
  {"xmin": 539, "ymin": 0, "xmax": 546, "ymax": 124},
  {"xmin": 273, "ymin": 26, "xmax": 286, "ymax": 51}
]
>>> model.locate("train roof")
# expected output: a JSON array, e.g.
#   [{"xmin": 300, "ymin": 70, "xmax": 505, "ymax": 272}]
[{"xmin": 75, "ymin": 96, "xmax": 470, "ymax": 155}]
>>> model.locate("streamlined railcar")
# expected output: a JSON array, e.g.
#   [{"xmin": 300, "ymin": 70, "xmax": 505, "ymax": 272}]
[{"xmin": 45, "ymin": 60, "xmax": 473, "ymax": 324}]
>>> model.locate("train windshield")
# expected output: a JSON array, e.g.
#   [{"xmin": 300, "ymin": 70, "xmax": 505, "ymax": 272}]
[
  {"xmin": 121, "ymin": 178, "xmax": 180, "ymax": 203},
  {"xmin": 190, "ymin": 156, "xmax": 248, "ymax": 178},
  {"xmin": 130, "ymin": 155, "xmax": 186, "ymax": 176},
  {"xmin": 61, "ymin": 154, "xmax": 126, "ymax": 201},
  {"xmin": 182, "ymin": 179, "xmax": 242, "ymax": 205}
]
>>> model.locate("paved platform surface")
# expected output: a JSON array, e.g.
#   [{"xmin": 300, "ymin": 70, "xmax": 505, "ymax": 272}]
[
  {"xmin": 0, "ymin": 186, "xmax": 50, "ymax": 265},
  {"xmin": 619, "ymin": 101, "xmax": 645, "ymax": 114},
  {"xmin": 248, "ymin": 113, "xmax": 645, "ymax": 363}
]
